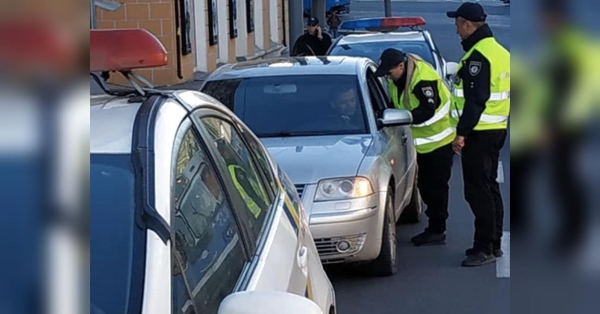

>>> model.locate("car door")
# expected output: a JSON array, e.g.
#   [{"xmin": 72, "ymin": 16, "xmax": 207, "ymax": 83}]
[
  {"xmin": 235, "ymin": 122, "xmax": 333, "ymax": 312},
  {"xmin": 192, "ymin": 111, "xmax": 318, "ymax": 307},
  {"xmin": 365, "ymin": 68, "xmax": 413, "ymax": 213}
]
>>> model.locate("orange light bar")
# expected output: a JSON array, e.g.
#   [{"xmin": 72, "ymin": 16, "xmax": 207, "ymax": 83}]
[
  {"xmin": 0, "ymin": 20, "xmax": 76, "ymax": 73},
  {"xmin": 90, "ymin": 29, "xmax": 168, "ymax": 72}
]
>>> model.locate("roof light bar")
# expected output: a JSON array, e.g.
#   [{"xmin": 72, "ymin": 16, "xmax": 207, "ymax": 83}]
[
  {"xmin": 340, "ymin": 17, "xmax": 426, "ymax": 32},
  {"xmin": 90, "ymin": 28, "xmax": 168, "ymax": 72}
]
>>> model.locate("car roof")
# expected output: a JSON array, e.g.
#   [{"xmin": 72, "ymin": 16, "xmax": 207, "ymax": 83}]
[
  {"xmin": 90, "ymin": 94, "xmax": 143, "ymax": 155},
  {"xmin": 207, "ymin": 56, "xmax": 372, "ymax": 80},
  {"xmin": 335, "ymin": 31, "xmax": 428, "ymax": 45},
  {"xmin": 90, "ymin": 90, "xmax": 227, "ymax": 155}
]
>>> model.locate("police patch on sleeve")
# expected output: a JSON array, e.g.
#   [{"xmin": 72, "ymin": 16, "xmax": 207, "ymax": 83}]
[
  {"xmin": 469, "ymin": 61, "xmax": 482, "ymax": 76},
  {"xmin": 421, "ymin": 86, "xmax": 434, "ymax": 98}
]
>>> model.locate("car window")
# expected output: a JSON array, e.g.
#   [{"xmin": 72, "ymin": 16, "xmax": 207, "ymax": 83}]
[
  {"xmin": 237, "ymin": 124, "xmax": 278, "ymax": 195},
  {"xmin": 365, "ymin": 72, "xmax": 385, "ymax": 119},
  {"xmin": 200, "ymin": 116, "xmax": 272, "ymax": 239},
  {"xmin": 171, "ymin": 125, "xmax": 247, "ymax": 314},
  {"xmin": 202, "ymin": 75, "xmax": 369, "ymax": 137},
  {"xmin": 366, "ymin": 70, "xmax": 389, "ymax": 116},
  {"xmin": 370, "ymin": 69, "xmax": 392, "ymax": 108},
  {"xmin": 199, "ymin": 79, "xmax": 242, "ymax": 110},
  {"xmin": 329, "ymin": 40, "xmax": 436, "ymax": 69}
]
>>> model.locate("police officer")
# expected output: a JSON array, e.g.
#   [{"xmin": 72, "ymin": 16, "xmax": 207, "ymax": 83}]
[
  {"xmin": 374, "ymin": 48, "xmax": 455, "ymax": 246},
  {"xmin": 530, "ymin": 0, "xmax": 597, "ymax": 254},
  {"xmin": 446, "ymin": 2, "xmax": 510, "ymax": 267}
]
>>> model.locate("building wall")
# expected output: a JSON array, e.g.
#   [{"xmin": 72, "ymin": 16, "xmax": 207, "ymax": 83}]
[
  {"xmin": 94, "ymin": 0, "xmax": 288, "ymax": 86},
  {"xmin": 96, "ymin": 0, "xmax": 194, "ymax": 86}
]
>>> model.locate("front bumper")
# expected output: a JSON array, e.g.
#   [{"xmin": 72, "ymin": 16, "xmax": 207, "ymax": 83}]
[{"xmin": 298, "ymin": 185, "xmax": 386, "ymax": 264}]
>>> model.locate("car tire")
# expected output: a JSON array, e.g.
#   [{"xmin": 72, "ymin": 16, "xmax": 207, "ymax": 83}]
[
  {"xmin": 363, "ymin": 193, "xmax": 397, "ymax": 276},
  {"xmin": 399, "ymin": 171, "xmax": 422, "ymax": 224}
]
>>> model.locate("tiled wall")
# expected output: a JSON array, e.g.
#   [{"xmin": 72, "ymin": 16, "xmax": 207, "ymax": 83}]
[
  {"xmin": 95, "ymin": 0, "xmax": 288, "ymax": 86},
  {"xmin": 96, "ymin": 0, "xmax": 193, "ymax": 86}
]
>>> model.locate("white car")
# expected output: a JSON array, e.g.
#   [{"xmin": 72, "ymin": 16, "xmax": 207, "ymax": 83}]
[
  {"xmin": 90, "ymin": 29, "xmax": 336, "ymax": 314},
  {"xmin": 327, "ymin": 17, "xmax": 459, "ymax": 89}
]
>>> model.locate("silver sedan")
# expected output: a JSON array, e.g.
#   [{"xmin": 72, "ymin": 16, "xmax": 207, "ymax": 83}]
[{"xmin": 201, "ymin": 56, "xmax": 423, "ymax": 276}]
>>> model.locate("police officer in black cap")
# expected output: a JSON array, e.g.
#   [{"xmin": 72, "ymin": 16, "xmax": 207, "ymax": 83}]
[
  {"xmin": 291, "ymin": 16, "xmax": 333, "ymax": 56},
  {"xmin": 446, "ymin": 2, "xmax": 511, "ymax": 267},
  {"xmin": 375, "ymin": 48, "xmax": 455, "ymax": 247}
]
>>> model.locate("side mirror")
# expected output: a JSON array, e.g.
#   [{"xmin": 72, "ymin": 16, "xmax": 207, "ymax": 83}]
[
  {"xmin": 445, "ymin": 61, "xmax": 459, "ymax": 77},
  {"xmin": 218, "ymin": 291, "xmax": 323, "ymax": 314},
  {"xmin": 377, "ymin": 109, "xmax": 413, "ymax": 127}
]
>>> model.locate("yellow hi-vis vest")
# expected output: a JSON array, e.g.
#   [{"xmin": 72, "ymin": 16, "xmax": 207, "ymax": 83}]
[
  {"xmin": 540, "ymin": 27, "xmax": 600, "ymax": 132},
  {"xmin": 450, "ymin": 37, "xmax": 511, "ymax": 130},
  {"xmin": 389, "ymin": 59, "xmax": 455, "ymax": 154},
  {"xmin": 228, "ymin": 165, "xmax": 264, "ymax": 219}
]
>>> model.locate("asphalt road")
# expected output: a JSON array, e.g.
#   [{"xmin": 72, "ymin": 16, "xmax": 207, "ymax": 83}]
[{"xmin": 324, "ymin": 1, "xmax": 511, "ymax": 314}]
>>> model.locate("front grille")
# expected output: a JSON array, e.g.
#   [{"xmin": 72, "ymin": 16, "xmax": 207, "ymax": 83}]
[
  {"xmin": 314, "ymin": 233, "xmax": 367, "ymax": 258},
  {"xmin": 295, "ymin": 184, "xmax": 305, "ymax": 199}
]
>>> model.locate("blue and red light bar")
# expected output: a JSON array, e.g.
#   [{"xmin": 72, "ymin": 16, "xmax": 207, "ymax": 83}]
[
  {"xmin": 340, "ymin": 17, "xmax": 426, "ymax": 31},
  {"xmin": 90, "ymin": 28, "xmax": 168, "ymax": 72}
]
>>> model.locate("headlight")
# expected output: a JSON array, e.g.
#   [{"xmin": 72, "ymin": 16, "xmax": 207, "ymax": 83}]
[{"xmin": 314, "ymin": 177, "xmax": 374, "ymax": 202}]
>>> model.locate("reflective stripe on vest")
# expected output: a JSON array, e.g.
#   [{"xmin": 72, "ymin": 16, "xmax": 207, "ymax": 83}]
[
  {"xmin": 450, "ymin": 110, "xmax": 509, "ymax": 124},
  {"xmin": 414, "ymin": 126, "xmax": 456, "ymax": 146},
  {"xmin": 452, "ymin": 89, "xmax": 511, "ymax": 101},
  {"xmin": 228, "ymin": 165, "xmax": 262, "ymax": 219},
  {"xmin": 412, "ymin": 100, "xmax": 451, "ymax": 128}
]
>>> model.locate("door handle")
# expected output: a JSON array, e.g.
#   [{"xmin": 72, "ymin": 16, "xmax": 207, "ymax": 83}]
[
  {"xmin": 402, "ymin": 134, "xmax": 408, "ymax": 145},
  {"xmin": 297, "ymin": 246, "xmax": 309, "ymax": 275}
]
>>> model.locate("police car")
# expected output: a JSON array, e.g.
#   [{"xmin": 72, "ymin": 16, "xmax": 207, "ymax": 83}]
[
  {"xmin": 327, "ymin": 17, "xmax": 458, "ymax": 89},
  {"xmin": 90, "ymin": 29, "xmax": 335, "ymax": 314}
]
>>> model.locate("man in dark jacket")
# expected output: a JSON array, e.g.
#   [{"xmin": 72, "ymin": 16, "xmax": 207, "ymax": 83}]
[
  {"xmin": 446, "ymin": 2, "xmax": 510, "ymax": 267},
  {"xmin": 291, "ymin": 17, "xmax": 332, "ymax": 56}
]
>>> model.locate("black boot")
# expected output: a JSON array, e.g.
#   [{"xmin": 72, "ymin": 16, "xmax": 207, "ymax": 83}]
[
  {"xmin": 411, "ymin": 230, "xmax": 446, "ymax": 246},
  {"xmin": 461, "ymin": 251, "xmax": 496, "ymax": 267},
  {"xmin": 466, "ymin": 247, "xmax": 503, "ymax": 257}
]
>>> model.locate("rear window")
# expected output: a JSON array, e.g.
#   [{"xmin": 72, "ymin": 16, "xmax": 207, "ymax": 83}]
[{"xmin": 329, "ymin": 40, "xmax": 436, "ymax": 69}]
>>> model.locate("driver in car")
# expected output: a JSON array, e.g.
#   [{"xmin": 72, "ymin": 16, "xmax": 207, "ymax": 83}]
[{"xmin": 329, "ymin": 86, "xmax": 363, "ymax": 129}]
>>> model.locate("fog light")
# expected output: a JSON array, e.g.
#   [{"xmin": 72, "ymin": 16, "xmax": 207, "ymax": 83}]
[{"xmin": 336, "ymin": 240, "xmax": 351, "ymax": 253}]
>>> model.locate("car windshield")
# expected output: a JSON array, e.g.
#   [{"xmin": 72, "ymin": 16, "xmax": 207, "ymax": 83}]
[
  {"xmin": 330, "ymin": 40, "xmax": 436, "ymax": 69},
  {"xmin": 90, "ymin": 154, "xmax": 144, "ymax": 314},
  {"xmin": 202, "ymin": 75, "xmax": 369, "ymax": 137}
]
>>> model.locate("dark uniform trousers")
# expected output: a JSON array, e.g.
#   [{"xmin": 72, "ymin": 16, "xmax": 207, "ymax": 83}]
[
  {"xmin": 462, "ymin": 129, "xmax": 507, "ymax": 254},
  {"xmin": 417, "ymin": 143, "xmax": 454, "ymax": 234}
]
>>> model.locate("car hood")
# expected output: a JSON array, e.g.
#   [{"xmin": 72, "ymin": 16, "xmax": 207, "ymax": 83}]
[{"xmin": 260, "ymin": 134, "xmax": 373, "ymax": 185}]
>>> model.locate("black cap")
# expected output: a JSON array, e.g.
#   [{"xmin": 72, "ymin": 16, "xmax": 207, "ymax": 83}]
[
  {"xmin": 446, "ymin": 2, "xmax": 487, "ymax": 22},
  {"xmin": 307, "ymin": 16, "xmax": 319, "ymax": 26},
  {"xmin": 374, "ymin": 49, "xmax": 406, "ymax": 77}
]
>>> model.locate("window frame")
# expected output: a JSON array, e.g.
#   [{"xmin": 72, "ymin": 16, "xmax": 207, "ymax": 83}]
[
  {"xmin": 235, "ymin": 121, "xmax": 279, "ymax": 197},
  {"xmin": 190, "ymin": 108, "xmax": 280, "ymax": 254},
  {"xmin": 169, "ymin": 117, "xmax": 252, "ymax": 314},
  {"xmin": 365, "ymin": 69, "xmax": 389, "ymax": 120}
]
